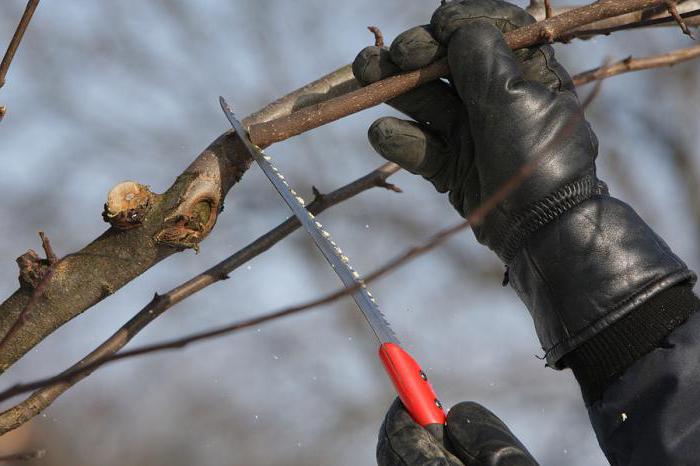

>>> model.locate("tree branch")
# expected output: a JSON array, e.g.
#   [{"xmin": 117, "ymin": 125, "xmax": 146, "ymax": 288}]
[
  {"xmin": 566, "ymin": 5, "xmax": 700, "ymax": 38},
  {"xmin": 0, "ymin": 163, "xmax": 400, "ymax": 434},
  {"xmin": 573, "ymin": 43, "xmax": 700, "ymax": 86},
  {"xmin": 247, "ymin": 0, "xmax": 665, "ymax": 147},
  {"xmin": 0, "ymin": 133, "xmax": 251, "ymax": 374},
  {"xmin": 0, "ymin": 0, "xmax": 40, "ymax": 120}
]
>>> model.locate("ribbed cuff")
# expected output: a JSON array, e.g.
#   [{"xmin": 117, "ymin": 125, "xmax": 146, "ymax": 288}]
[{"xmin": 564, "ymin": 283, "xmax": 700, "ymax": 405}]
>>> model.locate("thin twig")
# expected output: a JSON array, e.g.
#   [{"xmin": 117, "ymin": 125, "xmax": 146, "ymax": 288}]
[
  {"xmin": 572, "ymin": 43, "xmax": 700, "ymax": 86},
  {"xmin": 580, "ymin": 64, "xmax": 607, "ymax": 106},
  {"xmin": 0, "ymin": 449, "xmax": 45, "ymax": 462},
  {"xmin": 0, "ymin": 0, "xmax": 40, "ymax": 120},
  {"xmin": 0, "ymin": 163, "xmax": 400, "ymax": 433},
  {"xmin": 666, "ymin": 0, "xmax": 695, "ymax": 37},
  {"xmin": 368, "ymin": 26, "xmax": 384, "ymax": 47},
  {"xmin": 0, "ymin": 232, "xmax": 59, "ymax": 354},
  {"xmin": 544, "ymin": 0, "xmax": 554, "ymax": 19},
  {"xmin": 38, "ymin": 231, "xmax": 57, "ymax": 265},
  {"xmin": 568, "ymin": 7, "xmax": 700, "ymax": 38}
]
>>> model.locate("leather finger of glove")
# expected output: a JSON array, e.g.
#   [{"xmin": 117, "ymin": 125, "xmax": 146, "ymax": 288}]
[
  {"xmin": 446, "ymin": 21, "xmax": 597, "ymax": 209},
  {"xmin": 430, "ymin": 0, "xmax": 573, "ymax": 93},
  {"xmin": 353, "ymin": 45, "xmax": 462, "ymax": 135},
  {"xmin": 389, "ymin": 25, "xmax": 445, "ymax": 71},
  {"xmin": 446, "ymin": 402, "xmax": 540, "ymax": 466},
  {"xmin": 378, "ymin": 398, "xmax": 463, "ymax": 466},
  {"xmin": 368, "ymin": 116, "xmax": 459, "ymax": 192}
]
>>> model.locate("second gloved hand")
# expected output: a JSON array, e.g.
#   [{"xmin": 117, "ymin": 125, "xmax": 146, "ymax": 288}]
[{"xmin": 378, "ymin": 398, "xmax": 538, "ymax": 466}]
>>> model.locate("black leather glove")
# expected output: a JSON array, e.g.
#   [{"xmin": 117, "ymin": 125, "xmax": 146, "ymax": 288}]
[
  {"xmin": 378, "ymin": 398, "xmax": 538, "ymax": 466},
  {"xmin": 354, "ymin": 0, "xmax": 696, "ymax": 399}
]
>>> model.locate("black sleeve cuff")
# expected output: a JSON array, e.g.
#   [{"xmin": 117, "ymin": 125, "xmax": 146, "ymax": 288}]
[{"xmin": 563, "ymin": 283, "xmax": 700, "ymax": 405}]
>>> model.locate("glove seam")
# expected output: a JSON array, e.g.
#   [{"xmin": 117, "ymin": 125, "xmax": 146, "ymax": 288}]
[
  {"xmin": 495, "ymin": 173, "xmax": 600, "ymax": 263},
  {"xmin": 535, "ymin": 45, "xmax": 565, "ymax": 93}
]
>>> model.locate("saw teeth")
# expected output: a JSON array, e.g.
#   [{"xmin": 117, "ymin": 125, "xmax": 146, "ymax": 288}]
[{"xmin": 321, "ymin": 230, "xmax": 331, "ymax": 238}]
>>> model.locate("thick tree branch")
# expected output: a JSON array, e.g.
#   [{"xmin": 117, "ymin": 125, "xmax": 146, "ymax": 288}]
[
  {"xmin": 0, "ymin": 163, "xmax": 400, "ymax": 434},
  {"xmin": 0, "ymin": 132, "xmax": 251, "ymax": 373}
]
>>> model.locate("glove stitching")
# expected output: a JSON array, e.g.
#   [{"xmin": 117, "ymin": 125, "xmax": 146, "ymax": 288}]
[{"xmin": 494, "ymin": 173, "xmax": 599, "ymax": 263}]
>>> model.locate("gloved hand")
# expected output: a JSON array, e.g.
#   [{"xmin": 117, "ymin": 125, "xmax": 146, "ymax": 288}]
[
  {"xmin": 354, "ymin": 0, "xmax": 695, "ymax": 398},
  {"xmin": 378, "ymin": 398, "xmax": 538, "ymax": 466},
  {"xmin": 354, "ymin": 0, "xmax": 598, "ymax": 262}
]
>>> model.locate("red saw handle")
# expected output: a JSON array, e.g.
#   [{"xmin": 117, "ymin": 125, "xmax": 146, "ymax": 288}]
[{"xmin": 379, "ymin": 342, "xmax": 446, "ymax": 428}]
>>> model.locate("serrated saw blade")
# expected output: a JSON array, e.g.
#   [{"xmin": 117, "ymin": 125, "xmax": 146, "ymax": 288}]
[{"xmin": 220, "ymin": 97, "xmax": 399, "ymax": 345}]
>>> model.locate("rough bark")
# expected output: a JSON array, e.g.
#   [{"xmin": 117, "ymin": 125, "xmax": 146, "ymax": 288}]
[
  {"xmin": 0, "ymin": 134, "xmax": 250, "ymax": 372},
  {"xmin": 0, "ymin": 59, "xmax": 370, "ymax": 374}
]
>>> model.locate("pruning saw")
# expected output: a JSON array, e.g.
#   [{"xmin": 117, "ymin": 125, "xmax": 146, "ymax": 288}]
[{"xmin": 219, "ymin": 97, "xmax": 446, "ymax": 435}]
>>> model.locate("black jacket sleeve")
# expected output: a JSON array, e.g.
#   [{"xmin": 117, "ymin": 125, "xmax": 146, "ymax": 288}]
[{"xmin": 582, "ymin": 289, "xmax": 700, "ymax": 465}]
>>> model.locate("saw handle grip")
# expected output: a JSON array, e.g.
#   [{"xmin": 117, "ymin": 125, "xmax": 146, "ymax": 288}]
[{"xmin": 379, "ymin": 342, "xmax": 446, "ymax": 429}]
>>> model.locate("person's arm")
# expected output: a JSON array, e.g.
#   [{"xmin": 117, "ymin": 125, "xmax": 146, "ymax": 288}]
[{"xmin": 352, "ymin": 1, "xmax": 698, "ymax": 464}]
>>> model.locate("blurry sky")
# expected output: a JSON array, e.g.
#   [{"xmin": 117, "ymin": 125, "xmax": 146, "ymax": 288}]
[{"xmin": 0, "ymin": 1, "xmax": 698, "ymax": 465}]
